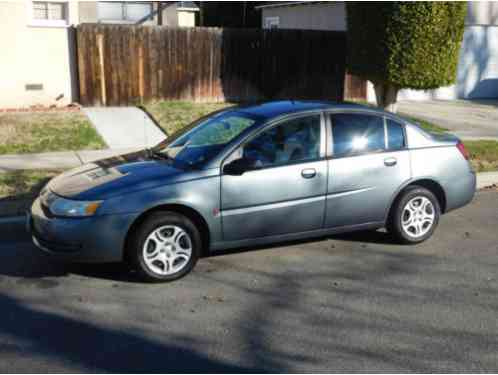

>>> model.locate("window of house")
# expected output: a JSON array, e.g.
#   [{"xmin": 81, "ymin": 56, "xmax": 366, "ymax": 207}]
[
  {"xmin": 30, "ymin": 1, "xmax": 68, "ymax": 26},
  {"xmin": 386, "ymin": 119, "xmax": 406, "ymax": 150},
  {"xmin": 98, "ymin": 2, "xmax": 153, "ymax": 23},
  {"xmin": 264, "ymin": 16, "xmax": 280, "ymax": 29},
  {"xmin": 331, "ymin": 114, "xmax": 386, "ymax": 157}
]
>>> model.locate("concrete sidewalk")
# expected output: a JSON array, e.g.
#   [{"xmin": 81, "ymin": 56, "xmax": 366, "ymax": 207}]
[
  {"xmin": 0, "ymin": 148, "xmax": 139, "ymax": 172},
  {"xmin": 83, "ymin": 107, "xmax": 167, "ymax": 149}
]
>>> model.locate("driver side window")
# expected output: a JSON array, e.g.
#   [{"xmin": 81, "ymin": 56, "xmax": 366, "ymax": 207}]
[{"xmin": 240, "ymin": 115, "xmax": 321, "ymax": 169}]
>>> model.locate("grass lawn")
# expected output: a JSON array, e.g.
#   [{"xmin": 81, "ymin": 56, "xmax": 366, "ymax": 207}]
[
  {"xmin": 0, "ymin": 169, "xmax": 63, "ymax": 216},
  {"xmin": 465, "ymin": 141, "xmax": 498, "ymax": 173},
  {"xmin": 143, "ymin": 101, "xmax": 232, "ymax": 135},
  {"xmin": 0, "ymin": 111, "xmax": 106, "ymax": 155},
  {"xmin": 0, "ymin": 169, "xmax": 61, "ymax": 200},
  {"xmin": 397, "ymin": 114, "xmax": 449, "ymax": 134}
]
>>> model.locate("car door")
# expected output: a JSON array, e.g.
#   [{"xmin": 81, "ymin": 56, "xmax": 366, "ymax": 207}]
[
  {"xmin": 221, "ymin": 113, "xmax": 328, "ymax": 242},
  {"xmin": 325, "ymin": 113, "xmax": 411, "ymax": 228}
]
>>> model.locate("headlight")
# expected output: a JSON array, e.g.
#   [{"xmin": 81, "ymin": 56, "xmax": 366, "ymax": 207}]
[{"xmin": 50, "ymin": 197, "xmax": 103, "ymax": 217}]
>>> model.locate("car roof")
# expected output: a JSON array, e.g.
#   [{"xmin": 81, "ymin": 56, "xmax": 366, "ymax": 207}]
[{"xmin": 232, "ymin": 100, "xmax": 388, "ymax": 121}]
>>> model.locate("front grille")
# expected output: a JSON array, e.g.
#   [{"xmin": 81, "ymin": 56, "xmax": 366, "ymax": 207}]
[
  {"xmin": 34, "ymin": 234, "xmax": 81, "ymax": 253},
  {"xmin": 32, "ymin": 223, "xmax": 81, "ymax": 254}
]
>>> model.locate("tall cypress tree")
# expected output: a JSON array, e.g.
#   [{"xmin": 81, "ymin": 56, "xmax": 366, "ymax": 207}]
[{"xmin": 347, "ymin": 2, "xmax": 467, "ymax": 112}]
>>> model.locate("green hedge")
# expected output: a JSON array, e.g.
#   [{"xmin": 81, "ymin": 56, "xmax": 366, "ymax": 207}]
[{"xmin": 346, "ymin": 2, "xmax": 467, "ymax": 89}]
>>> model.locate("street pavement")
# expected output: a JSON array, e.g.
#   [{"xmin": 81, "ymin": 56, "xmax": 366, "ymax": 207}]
[{"xmin": 0, "ymin": 192, "xmax": 497, "ymax": 372}]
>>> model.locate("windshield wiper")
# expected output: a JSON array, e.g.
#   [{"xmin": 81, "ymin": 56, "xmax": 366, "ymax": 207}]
[{"xmin": 146, "ymin": 148, "xmax": 171, "ymax": 161}]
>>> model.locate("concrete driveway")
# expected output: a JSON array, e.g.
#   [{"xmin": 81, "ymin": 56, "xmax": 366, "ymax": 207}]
[
  {"xmin": 0, "ymin": 192, "xmax": 497, "ymax": 372},
  {"xmin": 398, "ymin": 99, "xmax": 498, "ymax": 140}
]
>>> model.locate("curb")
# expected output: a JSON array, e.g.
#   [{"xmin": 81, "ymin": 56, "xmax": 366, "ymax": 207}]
[{"xmin": 476, "ymin": 171, "xmax": 498, "ymax": 190}]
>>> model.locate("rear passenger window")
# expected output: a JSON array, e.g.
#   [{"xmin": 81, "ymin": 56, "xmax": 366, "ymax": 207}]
[
  {"xmin": 331, "ymin": 114, "xmax": 385, "ymax": 157},
  {"xmin": 386, "ymin": 119, "xmax": 405, "ymax": 150}
]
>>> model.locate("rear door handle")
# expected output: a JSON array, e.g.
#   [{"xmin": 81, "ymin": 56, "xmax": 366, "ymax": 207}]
[
  {"xmin": 384, "ymin": 157, "xmax": 397, "ymax": 167},
  {"xmin": 301, "ymin": 168, "xmax": 317, "ymax": 179}
]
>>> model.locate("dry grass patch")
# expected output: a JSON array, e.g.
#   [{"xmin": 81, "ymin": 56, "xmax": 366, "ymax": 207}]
[
  {"xmin": 0, "ymin": 169, "xmax": 63, "ymax": 216},
  {"xmin": 465, "ymin": 141, "xmax": 498, "ymax": 172},
  {"xmin": 144, "ymin": 101, "xmax": 233, "ymax": 135},
  {"xmin": 0, "ymin": 169, "xmax": 61, "ymax": 200},
  {"xmin": 0, "ymin": 112, "xmax": 106, "ymax": 154}
]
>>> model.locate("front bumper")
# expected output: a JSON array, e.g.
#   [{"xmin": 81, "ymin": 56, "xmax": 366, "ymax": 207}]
[{"xmin": 29, "ymin": 197, "xmax": 139, "ymax": 263}]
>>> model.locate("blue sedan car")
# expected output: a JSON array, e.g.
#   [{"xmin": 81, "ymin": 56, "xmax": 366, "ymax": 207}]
[{"xmin": 29, "ymin": 101, "xmax": 476, "ymax": 282}]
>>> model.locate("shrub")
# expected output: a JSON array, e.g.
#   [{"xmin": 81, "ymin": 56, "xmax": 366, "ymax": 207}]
[{"xmin": 346, "ymin": 2, "xmax": 467, "ymax": 111}]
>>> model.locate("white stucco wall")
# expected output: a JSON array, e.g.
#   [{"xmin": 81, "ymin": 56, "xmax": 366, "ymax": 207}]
[
  {"xmin": 0, "ymin": 0, "xmax": 79, "ymax": 108},
  {"xmin": 261, "ymin": 2, "xmax": 346, "ymax": 31}
]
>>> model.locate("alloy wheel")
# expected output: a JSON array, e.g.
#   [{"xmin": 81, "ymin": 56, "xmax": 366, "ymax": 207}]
[
  {"xmin": 142, "ymin": 225, "xmax": 193, "ymax": 276},
  {"xmin": 401, "ymin": 196, "xmax": 435, "ymax": 238}
]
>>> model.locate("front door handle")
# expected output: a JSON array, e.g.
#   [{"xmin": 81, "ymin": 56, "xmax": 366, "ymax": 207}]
[
  {"xmin": 301, "ymin": 168, "xmax": 317, "ymax": 179},
  {"xmin": 384, "ymin": 157, "xmax": 397, "ymax": 167}
]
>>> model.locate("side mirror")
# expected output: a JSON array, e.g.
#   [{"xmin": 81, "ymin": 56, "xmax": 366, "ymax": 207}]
[{"xmin": 223, "ymin": 158, "xmax": 249, "ymax": 176}]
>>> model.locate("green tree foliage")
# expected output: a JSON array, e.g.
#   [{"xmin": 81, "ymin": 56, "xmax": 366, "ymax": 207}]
[{"xmin": 346, "ymin": 2, "xmax": 467, "ymax": 110}]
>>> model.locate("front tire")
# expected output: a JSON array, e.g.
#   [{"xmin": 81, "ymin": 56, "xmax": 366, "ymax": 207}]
[
  {"xmin": 388, "ymin": 186, "xmax": 441, "ymax": 244},
  {"xmin": 127, "ymin": 211, "xmax": 201, "ymax": 282}
]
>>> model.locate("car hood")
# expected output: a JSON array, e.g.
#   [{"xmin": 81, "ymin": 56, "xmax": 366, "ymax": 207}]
[{"xmin": 48, "ymin": 150, "xmax": 190, "ymax": 200}]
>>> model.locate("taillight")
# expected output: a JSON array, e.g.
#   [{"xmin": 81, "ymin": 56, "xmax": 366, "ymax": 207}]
[{"xmin": 456, "ymin": 141, "xmax": 470, "ymax": 160}]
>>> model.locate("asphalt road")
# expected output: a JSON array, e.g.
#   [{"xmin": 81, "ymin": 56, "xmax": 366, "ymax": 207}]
[{"xmin": 0, "ymin": 192, "xmax": 497, "ymax": 372}]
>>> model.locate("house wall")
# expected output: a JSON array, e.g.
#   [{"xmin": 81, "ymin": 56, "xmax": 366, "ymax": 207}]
[
  {"xmin": 78, "ymin": 1, "xmax": 97, "ymax": 23},
  {"xmin": 178, "ymin": 10, "xmax": 196, "ymax": 27},
  {"xmin": 79, "ymin": 1, "xmax": 157, "ymax": 25},
  {"xmin": 162, "ymin": 3, "xmax": 179, "ymax": 26},
  {"xmin": 0, "ymin": 0, "xmax": 79, "ymax": 108},
  {"xmin": 77, "ymin": 2, "xmax": 190, "ymax": 27},
  {"xmin": 466, "ymin": 1, "xmax": 498, "ymax": 25},
  {"xmin": 261, "ymin": 2, "xmax": 346, "ymax": 31}
]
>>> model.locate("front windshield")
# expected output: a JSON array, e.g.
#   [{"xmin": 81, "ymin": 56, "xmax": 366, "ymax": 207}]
[{"xmin": 154, "ymin": 111, "xmax": 259, "ymax": 167}]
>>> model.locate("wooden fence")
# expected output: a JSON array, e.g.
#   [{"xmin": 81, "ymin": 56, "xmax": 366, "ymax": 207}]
[{"xmin": 76, "ymin": 25, "xmax": 365, "ymax": 106}]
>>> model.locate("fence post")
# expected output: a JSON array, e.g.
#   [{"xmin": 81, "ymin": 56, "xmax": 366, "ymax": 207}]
[
  {"xmin": 138, "ymin": 44, "xmax": 144, "ymax": 102},
  {"xmin": 97, "ymin": 33, "xmax": 107, "ymax": 106}
]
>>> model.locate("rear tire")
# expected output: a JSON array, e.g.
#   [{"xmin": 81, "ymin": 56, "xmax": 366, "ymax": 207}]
[
  {"xmin": 388, "ymin": 186, "xmax": 440, "ymax": 244},
  {"xmin": 127, "ymin": 211, "xmax": 201, "ymax": 282}
]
